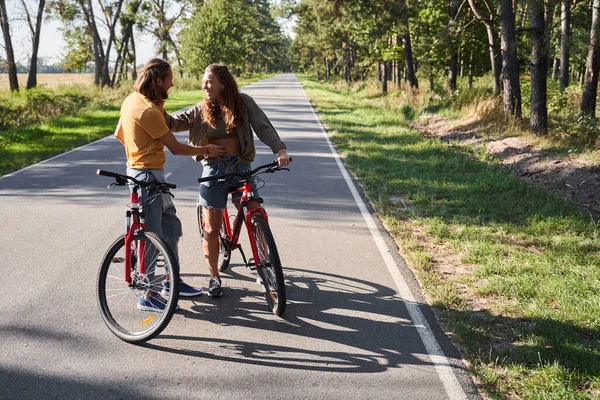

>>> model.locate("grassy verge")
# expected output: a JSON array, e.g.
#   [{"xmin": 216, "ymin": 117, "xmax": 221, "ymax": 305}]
[
  {"xmin": 0, "ymin": 74, "xmax": 274, "ymax": 176},
  {"xmin": 298, "ymin": 74, "xmax": 600, "ymax": 399}
]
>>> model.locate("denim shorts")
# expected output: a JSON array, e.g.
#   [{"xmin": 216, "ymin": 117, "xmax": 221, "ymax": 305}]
[{"xmin": 199, "ymin": 156, "xmax": 258, "ymax": 209}]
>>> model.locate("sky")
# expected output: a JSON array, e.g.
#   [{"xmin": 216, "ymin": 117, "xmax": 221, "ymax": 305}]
[
  {"xmin": 8, "ymin": 4, "xmax": 295, "ymax": 69},
  {"xmin": 12, "ymin": 19, "xmax": 158, "ymax": 67}
]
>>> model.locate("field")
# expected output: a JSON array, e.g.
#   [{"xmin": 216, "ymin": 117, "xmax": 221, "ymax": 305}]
[{"xmin": 0, "ymin": 73, "xmax": 94, "ymax": 89}]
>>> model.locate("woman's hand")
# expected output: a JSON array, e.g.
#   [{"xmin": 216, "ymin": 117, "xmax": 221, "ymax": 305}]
[{"xmin": 276, "ymin": 149, "xmax": 291, "ymax": 167}]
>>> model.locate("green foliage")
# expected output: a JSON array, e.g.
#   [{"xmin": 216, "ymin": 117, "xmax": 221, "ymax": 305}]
[
  {"xmin": 62, "ymin": 26, "xmax": 94, "ymax": 72},
  {"xmin": 180, "ymin": 0, "xmax": 290, "ymax": 76},
  {"xmin": 401, "ymin": 103, "xmax": 416, "ymax": 121},
  {"xmin": 0, "ymin": 86, "xmax": 91, "ymax": 130}
]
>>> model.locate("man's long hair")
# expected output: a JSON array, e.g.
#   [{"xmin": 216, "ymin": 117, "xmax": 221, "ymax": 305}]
[
  {"xmin": 201, "ymin": 64, "xmax": 243, "ymax": 131},
  {"xmin": 135, "ymin": 58, "xmax": 171, "ymax": 104}
]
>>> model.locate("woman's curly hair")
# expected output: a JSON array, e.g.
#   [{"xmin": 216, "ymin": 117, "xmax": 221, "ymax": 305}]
[{"xmin": 201, "ymin": 64, "xmax": 243, "ymax": 131}]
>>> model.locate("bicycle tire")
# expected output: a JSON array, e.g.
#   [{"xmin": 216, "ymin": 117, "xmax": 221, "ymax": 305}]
[
  {"xmin": 197, "ymin": 204, "xmax": 232, "ymax": 272},
  {"xmin": 251, "ymin": 213, "xmax": 286, "ymax": 316},
  {"xmin": 97, "ymin": 230, "xmax": 180, "ymax": 344}
]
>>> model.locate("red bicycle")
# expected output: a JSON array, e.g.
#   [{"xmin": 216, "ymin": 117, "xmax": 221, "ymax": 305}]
[
  {"xmin": 96, "ymin": 169, "xmax": 180, "ymax": 343},
  {"xmin": 197, "ymin": 160, "xmax": 289, "ymax": 316}
]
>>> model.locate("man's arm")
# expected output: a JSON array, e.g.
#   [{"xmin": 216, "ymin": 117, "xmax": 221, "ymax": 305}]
[
  {"xmin": 114, "ymin": 118, "xmax": 124, "ymax": 145},
  {"xmin": 158, "ymin": 131, "xmax": 226, "ymax": 157}
]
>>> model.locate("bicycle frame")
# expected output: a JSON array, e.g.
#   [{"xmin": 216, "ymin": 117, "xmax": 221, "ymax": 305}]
[{"xmin": 221, "ymin": 180, "xmax": 269, "ymax": 267}]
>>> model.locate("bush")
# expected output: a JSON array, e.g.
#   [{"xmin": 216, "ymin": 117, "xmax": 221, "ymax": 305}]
[
  {"xmin": 401, "ymin": 104, "xmax": 417, "ymax": 121},
  {"xmin": 0, "ymin": 83, "xmax": 133, "ymax": 130}
]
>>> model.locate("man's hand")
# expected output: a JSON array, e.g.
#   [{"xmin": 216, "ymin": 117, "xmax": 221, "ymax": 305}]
[
  {"xmin": 206, "ymin": 144, "xmax": 226, "ymax": 157},
  {"xmin": 276, "ymin": 149, "xmax": 291, "ymax": 167}
]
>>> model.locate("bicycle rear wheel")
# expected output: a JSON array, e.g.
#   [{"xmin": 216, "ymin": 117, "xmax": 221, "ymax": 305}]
[
  {"xmin": 251, "ymin": 213, "xmax": 286, "ymax": 316},
  {"xmin": 97, "ymin": 230, "xmax": 180, "ymax": 344},
  {"xmin": 197, "ymin": 204, "xmax": 232, "ymax": 272}
]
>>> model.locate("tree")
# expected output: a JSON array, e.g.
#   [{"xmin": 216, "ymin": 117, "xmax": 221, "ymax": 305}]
[
  {"xmin": 48, "ymin": 0, "xmax": 124, "ymax": 86},
  {"xmin": 448, "ymin": 0, "xmax": 459, "ymax": 91},
  {"xmin": 111, "ymin": 0, "xmax": 142, "ymax": 86},
  {"xmin": 20, "ymin": 0, "xmax": 45, "ymax": 89},
  {"xmin": 139, "ymin": 0, "xmax": 189, "ymax": 76},
  {"xmin": 99, "ymin": 0, "xmax": 125, "ymax": 86},
  {"xmin": 401, "ymin": 0, "xmax": 418, "ymax": 91},
  {"xmin": 0, "ymin": 0, "xmax": 19, "ymax": 91},
  {"xmin": 499, "ymin": 0, "xmax": 521, "ymax": 118},
  {"xmin": 529, "ymin": 0, "xmax": 549, "ymax": 134},
  {"xmin": 581, "ymin": 0, "xmax": 600, "ymax": 118},
  {"xmin": 559, "ymin": 0, "xmax": 570, "ymax": 90},
  {"xmin": 468, "ymin": 0, "xmax": 501, "ymax": 95},
  {"xmin": 180, "ymin": 0, "xmax": 252, "ymax": 75}
]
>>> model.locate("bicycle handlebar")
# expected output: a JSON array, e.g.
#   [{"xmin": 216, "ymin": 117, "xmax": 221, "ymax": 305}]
[
  {"xmin": 197, "ymin": 158, "xmax": 292, "ymax": 184},
  {"xmin": 97, "ymin": 169, "xmax": 177, "ymax": 189}
]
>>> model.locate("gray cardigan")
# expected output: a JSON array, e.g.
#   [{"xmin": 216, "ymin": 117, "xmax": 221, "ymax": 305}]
[{"xmin": 164, "ymin": 93, "xmax": 286, "ymax": 164}]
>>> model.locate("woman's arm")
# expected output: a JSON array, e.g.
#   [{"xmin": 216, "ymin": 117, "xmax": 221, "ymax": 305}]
[
  {"xmin": 244, "ymin": 94, "xmax": 290, "ymax": 163},
  {"xmin": 164, "ymin": 103, "xmax": 200, "ymax": 133}
]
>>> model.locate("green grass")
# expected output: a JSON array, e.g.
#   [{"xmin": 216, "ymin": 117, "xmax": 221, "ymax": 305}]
[
  {"xmin": 0, "ymin": 106, "xmax": 121, "ymax": 175},
  {"xmin": 0, "ymin": 74, "xmax": 275, "ymax": 176},
  {"xmin": 298, "ymin": 74, "xmax": 600, "ymax": 399}
]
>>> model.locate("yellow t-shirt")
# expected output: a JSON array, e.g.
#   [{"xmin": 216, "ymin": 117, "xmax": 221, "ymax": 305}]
[{"xmin": 120, "ymin": 92, "xmax": 170, "ymax": 169}]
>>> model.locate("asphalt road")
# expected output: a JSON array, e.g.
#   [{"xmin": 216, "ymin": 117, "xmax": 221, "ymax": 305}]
[{"xmin": 0, "ymin": 74, "xmax": 479, "ymax": 399}]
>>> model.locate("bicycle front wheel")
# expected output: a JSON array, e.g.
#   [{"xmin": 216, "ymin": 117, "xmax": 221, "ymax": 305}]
[
  {"xmin": 97, "ymin": 230, "xmax": 180, "ymax": 344},
  {"xmin": 197, "ymin": 203, "xmax": 232, "ymax": 272},
  {"xmin": 251, "ymin": 213, "xmax": 286, "ymax": 316}
]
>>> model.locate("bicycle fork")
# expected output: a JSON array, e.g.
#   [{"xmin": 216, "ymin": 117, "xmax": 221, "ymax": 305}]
[{"xmin": 124, "ymin": 188, "xmax": 146, "ymax": 286}]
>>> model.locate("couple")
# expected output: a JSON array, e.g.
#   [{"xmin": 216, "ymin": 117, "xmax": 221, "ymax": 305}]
[{"xmin": 115, "ymin": 58, "xmax": 291, "ymax": 310}]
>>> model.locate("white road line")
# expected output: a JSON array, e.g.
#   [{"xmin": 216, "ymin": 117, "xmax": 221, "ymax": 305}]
[{"xmin": 299, "ymin": 79, "xmax": 468, "ymax": 400}]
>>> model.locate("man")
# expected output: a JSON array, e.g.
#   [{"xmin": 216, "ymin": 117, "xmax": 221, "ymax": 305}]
[{"xmin": 115, "ymin": 58, "xmax": 225, "ymax": 310}]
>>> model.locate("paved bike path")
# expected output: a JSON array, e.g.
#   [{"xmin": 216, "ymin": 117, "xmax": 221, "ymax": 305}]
[{"xmin": 0, "ymin": 74, "xmax": 478, "ymax": 399}]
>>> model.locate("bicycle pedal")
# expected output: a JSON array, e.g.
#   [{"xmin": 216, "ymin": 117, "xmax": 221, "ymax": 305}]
[{"xmin": 112, "ymin": 257, "xmax": 125, "ymax": 263}]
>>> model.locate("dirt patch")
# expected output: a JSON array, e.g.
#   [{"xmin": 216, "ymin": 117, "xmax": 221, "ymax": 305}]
[{"xmin": 412, "ymin": 114, "xmax": 600, "ymax": 221}]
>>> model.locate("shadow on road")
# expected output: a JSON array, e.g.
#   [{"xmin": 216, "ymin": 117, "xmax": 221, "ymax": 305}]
[{"xmin": 144, "ymin": 267, "xmax": 464, "ymax": 375}]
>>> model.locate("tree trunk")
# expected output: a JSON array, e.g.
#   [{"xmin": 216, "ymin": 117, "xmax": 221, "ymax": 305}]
[
  {"xmin": 486, "ymin": 22, "xmax": 502, "ymax": 95},
  {"xmin": 382, "ymin": 62, "xmax": 388, "ymax": 93},
  {"xmin": 560, "ymin": 0, "xmax": 571, "ymax": 90},
  {"xmin": 112, "ymin": 23, "xmax": 134, "ymax": 86},
  {"xmin": 325, "ymin": 58, "xmax": 330, "ymax": 80},
  {"xmin": 403, "ymin": 30, "xmax": 418, "ymax": 90},
  {"xmin": 500, "ymin": 0, "xmax": 522, "ymax": 118},
  {"xmin": 429, "ymin": 67, "xmax": 435, "ymax": 91},
  {"xmin": 80, "ymin": 0, "xmax": 105, "ymax": 86},
  {"xmin": 581, "ymin": 0, "xmax": 600, "ymax": 117},
  {"xmin": 448, "ymin": 0, "xmax": 459, "ymax": 91},
  {"xmin": 552, "ymin": 57, "xmax": 559, "ymax": 79},
  {"xmin": 21, "ymin": 0, "xmax": 45, "ymax": 89},
  {"xmin": 468, "ymin": 0, "xmax": 501, "ymax": 95},
  {"xmin": 530, "ymin": 1, "xmax": 548, "ymax": 134},
  {"xmin": 101, "ymin": 0, "xmax": 124, "ymax": 87},
  {"xmin": 0, "ymin": 0, "xmax": 19, "ymax": 92},
  {"xmin": 112, "ymin": 0, "xmax": 142, "ymax": 86},
  {"xmin": 131, "ymin": 33, "xmax": 137, "ymax": 81},
  {"xmin": 544, "ymin": 1, "xmax": 556, "ymax": 58},
  {"xmin": 468, "ymin": 47, "xmax": 474, "ymax": 88}
]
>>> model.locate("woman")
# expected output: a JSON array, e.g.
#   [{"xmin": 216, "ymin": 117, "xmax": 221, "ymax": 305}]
[{"xmin": 165, "ymin": 64, "xmax": 290, "ymax": 297}]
